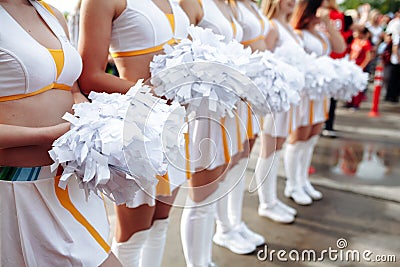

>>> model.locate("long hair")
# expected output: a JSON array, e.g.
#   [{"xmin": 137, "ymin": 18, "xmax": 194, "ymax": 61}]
[
  {"xmin": 291, "ymin": 0, "xmax": 323, "ymax": 30},
  {"xmin": 227, "ymin": 0, "xmax": 240, "ymax": 19},
  {"xmin": 261, "ymin": 0, "xmax": 281, "ymax": 19}
]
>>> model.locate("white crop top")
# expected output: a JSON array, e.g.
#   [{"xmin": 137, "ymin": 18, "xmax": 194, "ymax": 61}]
[
  {"xmin": 302, "ymin": 30, "xmax": 331, "ymax": 57},
  {"xmin": 237, "ymin": 1, "xmax": 269, "ymax": 45},
  {"xmin": 271, "ymin": 19, "xmax": 303, "ymax": 50},
  {"xmin": 197, "ymin": 0, "xmax": 243, "ymax": 42},
  {"xmin": 109, "ymin": 0, "xmax": 189, "ymax": 57},
  {"xmin": 0, "ymin": 0, "xmax": 82, "ymax": 102}
]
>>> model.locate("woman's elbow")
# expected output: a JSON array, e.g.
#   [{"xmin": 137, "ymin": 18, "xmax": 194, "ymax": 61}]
[
  {"xmin": 333, "ymin": 41, "xmax": 346, "ymax": 54},
  {"xmin": 78, "ymin": 69, "xmax": 98, "ymax": 95}
]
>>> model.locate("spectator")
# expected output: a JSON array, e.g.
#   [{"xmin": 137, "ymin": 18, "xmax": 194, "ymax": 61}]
[
  {"xmin": 385, "ymin": 10, "xmax": 400, "ymax": 102},
  {"xmin": 347, "ymin": 27, "xmax": 373, "ymax": 109},
  {"xmin": 366, "ymin": 9, "xmax": 383, "ymax": 47}
]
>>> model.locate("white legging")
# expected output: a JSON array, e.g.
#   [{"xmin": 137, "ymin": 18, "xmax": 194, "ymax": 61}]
[{"xmin": 181, "ymin": 179, "xmax": 231, "ymax": 267}]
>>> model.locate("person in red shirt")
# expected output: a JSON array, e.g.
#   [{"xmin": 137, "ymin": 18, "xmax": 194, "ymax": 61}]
[
  {"xmin": 322, "ymin": 0, "xmax": 347, "ymax": 137},
  {"xmin": 348, "ymin": 27, "xmax": 373, "ymax": 109}
]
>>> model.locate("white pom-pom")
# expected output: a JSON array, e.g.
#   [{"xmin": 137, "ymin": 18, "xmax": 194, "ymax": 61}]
[
  {"xmin": 49, "ymin": 81, "xmax": 186, "ymax": 205},
  {"xmin": 151, "ymin": 26, "xmax": 301, "ymax": 117}
]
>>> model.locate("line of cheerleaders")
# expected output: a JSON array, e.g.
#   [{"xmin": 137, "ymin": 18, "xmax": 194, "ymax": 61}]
[{"xmin": 0, "ymin": 0, "xmax": 364, "ymax": 266}]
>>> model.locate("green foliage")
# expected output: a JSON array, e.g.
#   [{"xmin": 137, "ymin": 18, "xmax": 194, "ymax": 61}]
[{"xmin": 340, "ymin": 0, "xmax": 400, "ymax": 14}]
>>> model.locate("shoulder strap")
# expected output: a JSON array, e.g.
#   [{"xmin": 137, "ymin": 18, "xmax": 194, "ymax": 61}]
[
  {"xmin": 269, "ymin": 19, "xmax": 277, "ymax": 31},
  {"xmin": 38, "ymin": 1, "xmax": 55, "ymax": 16},
  {"xmin": 197, "ymin": 0, "xmax": 203, "ymax": 8}
]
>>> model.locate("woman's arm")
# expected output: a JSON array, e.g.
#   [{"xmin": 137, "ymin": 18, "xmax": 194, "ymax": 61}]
[
  {"xmin": 0, "ymin": 123, "xmax": 70, "ymax": 149},
  {"xmin": 179, "ymin": 0, "xmax": 204, "ymax": 25},
  {"xmin": 71, "ymin": 82, "xmax": 89, "ymax": 103},
  {"xmin": 264, "ymin": 22, "xmax": 279, "ymax": 51},
  {"xmin": 359, "ymin": 50, "xmax": 372, "ymax": 70},
  {"xmin": 319, "ymin": 8, "xmax": 346, "ymax": 54},
  {"xmin": 78, "ymin": 0, "xmax": 134, "ymax": 95}
]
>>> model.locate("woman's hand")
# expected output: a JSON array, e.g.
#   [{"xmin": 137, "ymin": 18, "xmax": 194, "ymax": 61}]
[
  {"xmin": 317, "ymin": 7, "xmax": 331, "ymax": 25},
  {"xmin": 0, "ymin": 122, "xmax": 70, "ymax": 149}
]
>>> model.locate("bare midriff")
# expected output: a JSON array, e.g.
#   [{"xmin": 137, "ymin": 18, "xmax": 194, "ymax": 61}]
[
  {"xmin": 113, "ymin": 50, "xmax": 162, "ymax": 83},
  {"xmin": 246, "ymin": 38, "xmax": 268, "ymax": 52},
  {"xmin": 0, "ymin": 89, "xmax": 74, "ymax": 166}
]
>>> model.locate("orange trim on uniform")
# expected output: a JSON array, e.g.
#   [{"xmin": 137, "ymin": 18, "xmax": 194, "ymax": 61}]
[
  {"xmin": 231, "ymin": 22, "xmax": 237, "ymax": 38},
  {"xmin": 247, "ymin": 104, "xmax": 253, "ymax": 138},
  {"xmin": 165, "ymin": 13, "xmax": 175, "ymax": 33},
  {"xmin": 156, "ymin": 173, "xmax": 171, "ymax": 196},
  {"xmin": 241, "ymin": 35, "xmax": 264, "ymax": 46},
  {"xmin": 323, "ymin": 98, "xmax": 329, "ymax": 120},
  {"xmin": 235, "ymin": 112, "xmax": 244, "ymax": 152},
  {"xmin": 260, "ymin": 116, "xmax": 264, "ymax": 132},
  {"xmin": 54, "ymin": 174, "xmax": 110, "ymax": 253},
  {"xmin": 111, "ymin": 38, "xmax": 176, "ymax": 58},
  {"xmin": 184, "ymin": 132, "xmax": 192, "ymax": 180},
  {"xmin": 48, "ymin": 49, "xmax": 65, "ymax": 79},
  {"xmin": 309, "ymin": 100, "xmax": 314, "ymax": 124},
  {"xmin": 38, "ymin": 1, "xmax": 55, "ymax": 16},
  {"xmin": 0, "ymin": 83, "xmax": 71, "ymax": 102},
  {"xmin": 289, "ymin": 107, "xmax": 293, "ymax": 134},
  {"xmin": 220, "ymin": 117, "xmax": 231, "ymax": 163}
]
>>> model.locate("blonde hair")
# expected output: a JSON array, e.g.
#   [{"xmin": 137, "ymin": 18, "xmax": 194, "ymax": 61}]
[{"xmin": 261, "ymin": 0, "xmax": 281, "ymax": 19}]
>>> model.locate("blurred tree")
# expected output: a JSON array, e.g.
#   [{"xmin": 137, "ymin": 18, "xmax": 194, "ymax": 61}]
[{"xmin": 340, "ymin": 0, "xmax": 400, "ymax": 14}]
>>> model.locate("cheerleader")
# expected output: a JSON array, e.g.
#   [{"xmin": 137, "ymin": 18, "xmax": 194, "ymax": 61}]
[
  {"xmin": 79, "ymin": 0, "xmax": 190, "ymax": 266},
  {"xmin": 285, "ymin": 0, "xmax": 346, "ymax": 204},
  {"xmin": 209, "ymin": 0, "xmax": 272, "ymax": 254},
  {"xmin": 0, "ymin": 0, "xmax": 120, "ymax": 265},
  {"xmin": 179, "ymin": 0, "xmax": 259, "ymax": 264},
  {"xmin": 254, "ymin": 0, "xmax": 301, "ymax": 223}
]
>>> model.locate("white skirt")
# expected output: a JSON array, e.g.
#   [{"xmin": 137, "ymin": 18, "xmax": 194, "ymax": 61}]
[
  {"xmin": 237, "ymin": 101, "xmax": 261, "ymax": 141},
  {"xmin": 297, "ymin": 96, "xmax": 329, "ymax": 127},
  {"xmin": 191, "ymin": 100, "xmax": 233, "ymax": 170},
  {"xmin": 0, "ymin": 166, "xmax": 110, "ymax": 267},
  {"xmin": 126, "ymin": 125, "xmax": 194, "ymax": 208},
  {"xmin": 262, "ymin": 106, "xmax": 297, "ymax": 138}
]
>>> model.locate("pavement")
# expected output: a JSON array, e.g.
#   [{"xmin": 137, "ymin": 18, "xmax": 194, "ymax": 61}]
[{"xmin": 105, "ymin": 90, "xmax": 400, "ymax": 267}]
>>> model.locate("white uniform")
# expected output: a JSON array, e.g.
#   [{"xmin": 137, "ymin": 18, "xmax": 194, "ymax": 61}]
[
  {"xmin": 297, "ymin": 30, "xmax": 331, "ymax": 126},
  {"xmin": 0, "ymin": 1, "xmax": 110, "ymax": 265},
  {"xmin": 263, "ymin": 19, "xmax": 303, "ymax": 137},
  {"xmin": 109, "ymin": 0, "xmax": 192, "ymax": 207},
  {"xmin": 193, "ymin": 0, "xmax": 244, "ymax": 169},
  {"xmin": 236, "ymin": 1, "xmax": 270, "ymax": 141}
]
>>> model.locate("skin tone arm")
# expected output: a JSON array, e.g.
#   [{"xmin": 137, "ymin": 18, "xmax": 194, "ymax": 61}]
[
  {"xmin": 78, "ymin": 0, "xmax": 134, "ymax": 95},
  {"xmin": 359, "ymin": 49, "xmax": 371, "ymax": 70},
  {"xmin": 264, "ymin": 24, "xmax": 279, "ymax": 51},
  {"xmin": 0, "ymin": 123, "xmax": 70, "ymax": 150},
  {"xmin": 319, "ymin": 8, "xmax": 346, "ymax": 53}
]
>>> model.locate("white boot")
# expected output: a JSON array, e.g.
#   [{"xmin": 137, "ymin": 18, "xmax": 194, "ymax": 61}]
[
  {"xmin": 111, "ymin": 229, "xmax": 151, "ymax": 267},
  {"xmin": 302, "ymin": 136, "xmax": 323, "ymax": 200},
  {"xmin": 256, "ymin": 152, "xmax": 295, "ymax": 223},
  {"xmin": 284, "ymin": 142, "xmax": 312, "ymax": 205},
  {"xmin": 140, "ymin": 218, "xmax": 170, "ymax": 267},
  {"xmin": 227, "ymin": 159, "xmax": 265, "ymax": 247},
  {"xmin": 235, "ymin": 222, "xmax": 265, "ymax": 247},
  {"xmin": 214, "ymin": 169, "xmax": 256, "ymax": 254},
  {"xmin": 181, "ymin": 194, "xmax": 217, "ymax": 267},
  {"xmin": 276, "ymin": 200, "xmax": 297, "ymax": 216}
]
